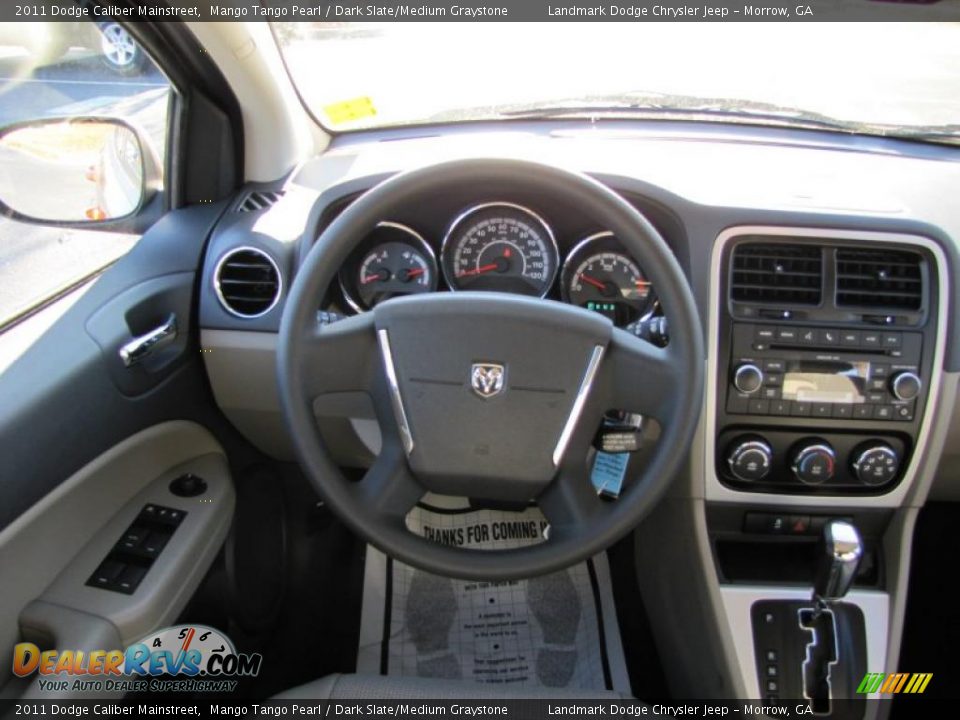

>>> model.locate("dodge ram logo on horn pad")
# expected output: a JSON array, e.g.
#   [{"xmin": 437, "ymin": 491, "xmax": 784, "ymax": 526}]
[{"xmin": 471, "ymin": 363, "xmax": 505, "ymax": 398}]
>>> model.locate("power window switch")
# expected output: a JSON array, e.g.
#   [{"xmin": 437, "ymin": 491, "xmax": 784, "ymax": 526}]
[
  {"xmin": 116, "ymin": 565, "xmax": 147, "ymax": 594},
  {"xmin": 89, "ymin": 560, "xmax": 125, "ymax": 589},
  {"xmin": 141, "ymin": 532, "xmax": 169, "ymax": 558}
]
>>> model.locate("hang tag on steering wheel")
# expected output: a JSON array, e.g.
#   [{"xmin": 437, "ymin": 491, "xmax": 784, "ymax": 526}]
[{"xmin": 591, "ymin": 451, "xmax": 629, "ymax": 500}]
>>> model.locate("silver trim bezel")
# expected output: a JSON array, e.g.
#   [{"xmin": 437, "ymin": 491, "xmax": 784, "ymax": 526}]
[
  {"xmin": 213, "ymin": 246, "xmax": 283, "ymax": 320},
  {"xmin": 552, "ymin": 344, "xmax": 606, "ymax": 467},
  {"xmin": 705, "ymin": 226, "xmax": 949, "ymax": 508},
  {"xmin": 377, "ymin": 328, "xmax": 415, "ymax": 456},
  {"xmin": 338, "ymin": 221, "xmax": 438, "ymax": 314},
  {"xmin": 440, "ymin": 201, "xmax": 560, "ymax": 298}
]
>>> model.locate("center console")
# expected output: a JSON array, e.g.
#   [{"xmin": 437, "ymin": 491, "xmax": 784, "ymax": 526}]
[{"xmin": 702, "ymin": 226, "xmax": 947, "ymax": 709}]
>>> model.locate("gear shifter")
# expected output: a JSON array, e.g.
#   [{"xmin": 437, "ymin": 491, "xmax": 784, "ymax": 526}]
[
  {"xmin": 801, "ymin": 520, "xmax": 863, "ymax": 712},
  {"xmin": 813, "ymin": 520, "xmax": 863, "ymax": 607}
]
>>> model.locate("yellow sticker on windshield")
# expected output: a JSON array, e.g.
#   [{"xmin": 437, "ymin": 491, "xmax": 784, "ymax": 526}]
[{"xmin": 323, "ymin": 96, "xmax": 377, "ymax": 125}]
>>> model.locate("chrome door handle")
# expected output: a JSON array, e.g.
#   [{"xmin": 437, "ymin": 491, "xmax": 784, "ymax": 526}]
[{"xmin": 119, "ymin": 314, "xmax": 177, "ymax": 367}]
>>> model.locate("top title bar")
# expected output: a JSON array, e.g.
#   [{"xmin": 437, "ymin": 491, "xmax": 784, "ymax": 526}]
[{"xmin": 4, "ymin": 0, "xmax": 960, "ymax": 22}]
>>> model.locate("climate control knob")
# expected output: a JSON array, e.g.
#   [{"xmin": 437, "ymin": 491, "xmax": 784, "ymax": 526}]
[
  {"xmin": 890, "ymin": 371, "xmax": 922, "ymax": 401},
  {"xmin": 791, "ymin": 442, "xmax": 836, "ymax": 485},
  {"xmin": 733, "ymin": 363, "xmax": 764, "ymax": 394},
  {"xmin": 727, "ymin": 438, "xmax": 773, "ymax": 482},
  {"xmin": 852, "ymin": 444, "xmax": 900, "ymax": 486}
]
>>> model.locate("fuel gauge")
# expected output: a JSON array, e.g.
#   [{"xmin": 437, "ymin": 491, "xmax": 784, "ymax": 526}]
[{"xmin": 340, "ymin": 223, "xmax": 437, "ymax": 311}]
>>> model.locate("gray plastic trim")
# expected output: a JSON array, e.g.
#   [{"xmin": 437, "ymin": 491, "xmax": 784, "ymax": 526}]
[
  {"xmin": 718, "ymin": 586, "xmax": 888, "ymax": 702},
  {"xmin": 704, "ymin": 226, "xmax": 950, "ymax": 508}
]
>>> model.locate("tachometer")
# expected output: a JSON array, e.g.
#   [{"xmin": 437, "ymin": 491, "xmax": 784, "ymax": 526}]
[
  {"xmin": 441, "ymin": 202, "xmax": 558, "ymax": 297},
  {"xmin": 561, "ymin": 232, "xmax": 656, "ymax": 326},
  {"xmin": 339, "ymin": 222, "xmax": 437, "ymax": 311}
]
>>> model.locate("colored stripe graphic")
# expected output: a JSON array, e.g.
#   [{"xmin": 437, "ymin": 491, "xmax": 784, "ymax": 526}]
[{"xmin": 858, "ymin": 672, "xmax": 932, "ymax": 694}]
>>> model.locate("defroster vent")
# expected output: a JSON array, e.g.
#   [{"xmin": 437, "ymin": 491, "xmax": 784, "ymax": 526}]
[{"xmin": 731, "ymin": 243, "xmax": 822, "ymax": 305}]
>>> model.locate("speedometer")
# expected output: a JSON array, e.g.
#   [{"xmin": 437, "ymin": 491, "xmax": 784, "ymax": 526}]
[{"xmin": 441, "ymin": 203, "xmax": 558, "ymax": 297}]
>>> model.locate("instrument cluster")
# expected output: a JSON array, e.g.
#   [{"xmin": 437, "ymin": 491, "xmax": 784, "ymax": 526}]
[{"xmin": 336, "ymin": 201, "xmax": 658, "ymax": 327}]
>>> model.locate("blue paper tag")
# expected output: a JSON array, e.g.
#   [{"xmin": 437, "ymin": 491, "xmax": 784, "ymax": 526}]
[{"xmin": 590, "ymin": 451, "xmax": 629, "ymax": 499}]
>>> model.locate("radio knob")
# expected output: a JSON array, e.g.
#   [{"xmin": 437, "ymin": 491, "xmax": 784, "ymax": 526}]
[
  {"xmin": 727, "ymin": 438, "xmax": 773, "ymax": 482},
  {"xmin": 852, "ymin": 444, "xmax": 900, "ymax": 486},
  {"xmin": 733, "ymin": 363, "xmax": 764, "ymax": 394},
  {"xmin": 890, "ymin": 371, "xmax": 922, "ymax": 401},
  {"xmin": 791, "ymin": 443, "xmax": 836, "ymax": 485}
]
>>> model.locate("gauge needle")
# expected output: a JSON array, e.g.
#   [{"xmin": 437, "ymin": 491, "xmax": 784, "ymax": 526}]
[
  {"xmin": 457, "ymin": 262, "xmax": 498, "ymax": 278},
  {"xmin": 579, "ymin": 273, "xmax": 608, "ymax": 290},
  {"xmin": 402, "ymin": 267, "xmax": 426, "ymax": 281},
  {"xmin": 361, "ymin": 269, "xmax": 390, "ymax": 284}
]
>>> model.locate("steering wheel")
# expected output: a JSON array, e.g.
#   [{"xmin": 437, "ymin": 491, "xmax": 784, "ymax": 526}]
[{"xmin": 277, "ymin": 159, "xmax": 703, "ymax": 581}]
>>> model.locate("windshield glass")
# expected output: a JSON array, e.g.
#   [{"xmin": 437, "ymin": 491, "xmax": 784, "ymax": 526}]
[{"xmin": 273, "ymin": 22, "xmax": 960, "ymax": 138}]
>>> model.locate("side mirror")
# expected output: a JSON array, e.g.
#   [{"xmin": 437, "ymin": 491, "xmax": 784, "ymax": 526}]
[{"xmin": 0, "ymin": 117, "xmax": 161, "ymax": 225}]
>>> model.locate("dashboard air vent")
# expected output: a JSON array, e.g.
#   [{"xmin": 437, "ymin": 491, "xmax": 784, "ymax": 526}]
[
  {"xmin": 730, "ymin": 243, "xmax": 822, "ymax": 305},
  {"xmin": 238, "ymin": 190, "xmax": 285, "ymax": 213},
  {"xmin": 214, "ymin": 248, "xmax": 281, "ymax": 318},
  {"xmin": 836, "ymin": 248, "xmax": 923, "ymax": 310}
]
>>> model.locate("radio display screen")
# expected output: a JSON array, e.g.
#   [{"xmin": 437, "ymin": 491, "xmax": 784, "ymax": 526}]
[{"xmin": 781, "ymin": 360, "xmax": 870, "ymax": 404}]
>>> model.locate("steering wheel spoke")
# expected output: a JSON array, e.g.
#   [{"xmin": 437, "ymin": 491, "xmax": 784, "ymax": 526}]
[
  {"xmin": 538, "ymin": 461, "xmax": 608, "ymax": 539},
  {"xmin": 298, "ymin": 313, "xmax": 378, "ymax": 398},
  {"xmin": 597, "ymin": 329, "xmax": 685, "ymax": 422},
  {"xmin": 348, "ymin": 440, "xmax": 424, "ymax": 523}
]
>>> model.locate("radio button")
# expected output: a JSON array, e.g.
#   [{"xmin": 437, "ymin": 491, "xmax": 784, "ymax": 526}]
[
  {"xmin": 770, "ymin": 400, "xmax": 791, "ymax": 416},
  {"xmin": 862, "ymin": 332, "xmax": 881, "ymax": 347},
  {"xmin": 818, "ymin": 329, "xmax": 840, "ymax": 345},
  {"xmin": 755, "ymin": 326, "xmax": 776, "ymax": 342},
  {"xmin": 776, "ymin": 327, "xmax": 798, "ymax": 343},
  {"xmin": 727, "ymin": 394, "xmax": 749, "ymax": 415},
  {"xmin": 812, "ymin": 403, "xmax": 832, "ymax": 418},
  {"xmin": 764, "ymin": 359, "xmax": 786, "ymax": 373},
  {"xmin": 832, "ymin": 405, "xmax": 852, "ymax": 418},
  {"xmin": 882, "ymin": 333, "xmax": 903, "ymax": 349},
  {"xmin": 853, "ymin": 405, "xmax": 873, "ymax": 419},
  {"xmin": 870, "ymin": 364, "xmax": 890, "ymax": 379},
  {"xmin": 873, "ymin": 405, "xmax": 894, "ymax": 420},
  {"xmin": 840, "ymin": 330, "xmax": 861, "ymax": 346},
  {"xmin": 790, "ymin": 401, "xmax": 812, "ymax": 417}
]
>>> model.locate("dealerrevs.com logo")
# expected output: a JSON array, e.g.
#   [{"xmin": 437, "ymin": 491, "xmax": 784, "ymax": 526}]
[{"xmin": 12, "ymin": 625, "xmax": 262, "ymax": 693}]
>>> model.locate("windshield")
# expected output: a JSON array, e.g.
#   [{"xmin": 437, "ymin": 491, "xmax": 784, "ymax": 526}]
[{"xmin": 273, "ymin": 22, "xmax": 960, "ymax": 139}]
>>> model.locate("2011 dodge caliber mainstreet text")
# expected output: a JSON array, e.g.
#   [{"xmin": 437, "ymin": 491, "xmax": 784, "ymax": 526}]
[{"xmin": 0, "ymin": 2, "xmax": 959, "ymax": 717}]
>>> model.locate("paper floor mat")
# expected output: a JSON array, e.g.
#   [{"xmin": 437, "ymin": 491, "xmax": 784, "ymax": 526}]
[{"xmin": 356, "ymin": 499, "xmax": 630, "ymax": 693}]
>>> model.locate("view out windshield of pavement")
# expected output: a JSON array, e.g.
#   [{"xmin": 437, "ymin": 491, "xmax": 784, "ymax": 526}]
[
  {"xmin": 275, "ymin": 21, "xmax": 960, "ymax": 132},
  {"xmin": 0, "ymin": 26, "xmax": 169, "ymax": 328}
]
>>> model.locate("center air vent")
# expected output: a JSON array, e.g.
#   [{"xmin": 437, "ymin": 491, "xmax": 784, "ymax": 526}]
[
  {"xmin": 836, "ymin": 248, "xmax": 923, "ymax": 311},
  {"xmin": 731, "ymin": 243, "xmax": 822, "ymax": 305},
  {"xmin": 214, "ymin": 247, "xmax": 281, "ymax": 318}
]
